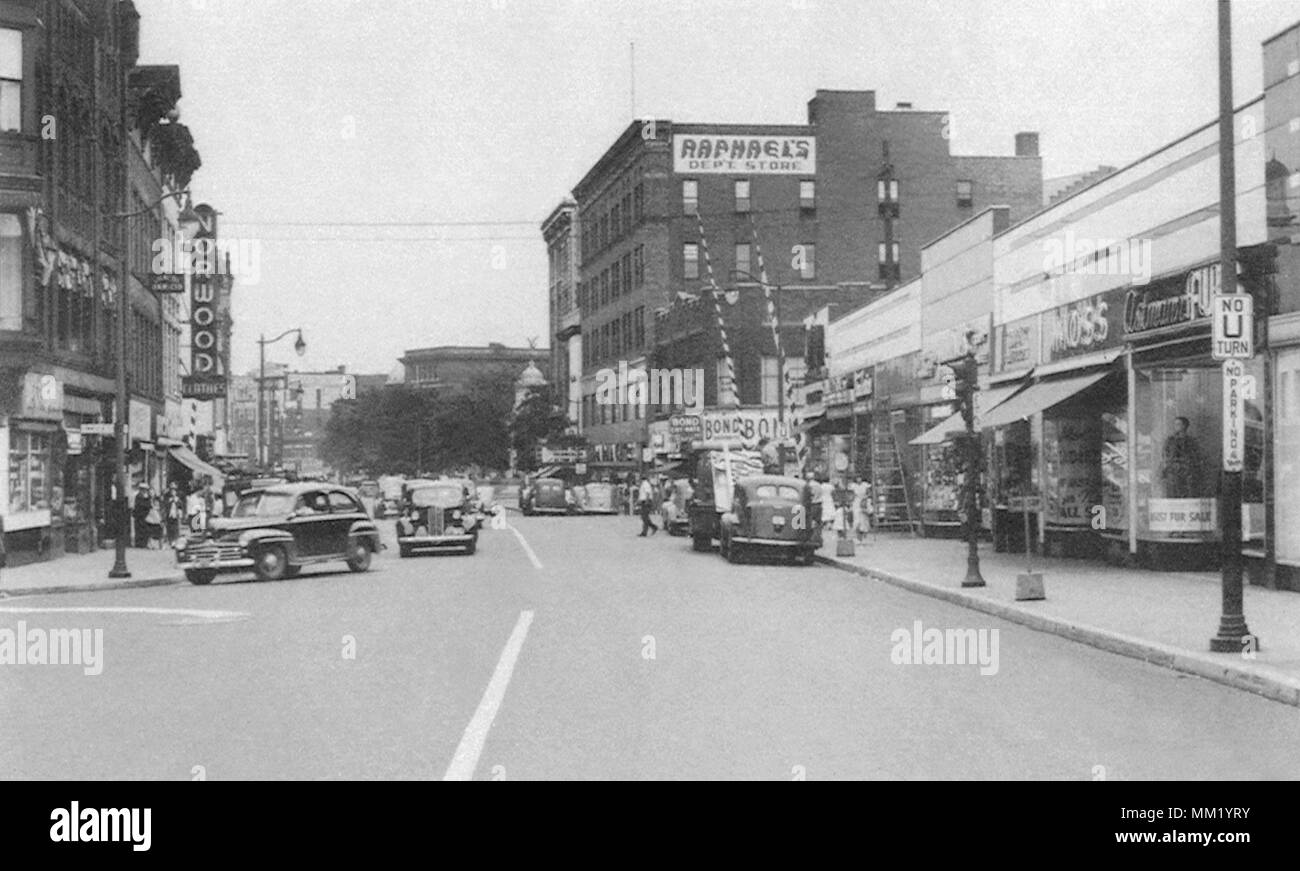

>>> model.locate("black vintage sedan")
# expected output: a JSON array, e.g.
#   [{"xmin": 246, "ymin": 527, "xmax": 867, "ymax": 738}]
[
  {"xmin": 396, "ymin": 481, "xmax": 480, "ymax": 556},
  {"xmin": 176, "ymin": 483, "xmax": 382, "ymax": 585},
  {"xmin": 718, "ymin": 475, "xmax": 823, "ymax": 566}
]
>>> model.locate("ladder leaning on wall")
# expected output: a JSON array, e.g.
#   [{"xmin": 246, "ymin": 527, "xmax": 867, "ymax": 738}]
[{"xmin": 871, "ymin": 409, "xmax": 920, "ymax": 535}]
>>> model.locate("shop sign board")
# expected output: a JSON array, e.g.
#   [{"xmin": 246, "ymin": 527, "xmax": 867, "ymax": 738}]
[
  {"xmin": 1222, "ymin": 359, "xmax": 1252, "ymax": 472},
  {"xmin": 66, "ymin": 428, "xmax": 83, "ymax": 455},
  {"xmin": 673, "ymin": 134, "xmax": 815, "ymax": 175},
  {"xmin": 699, "ymin": 409, "xmax": 790, "ymax": 445},
  {"xmin": 996, "ymin": 318, "xmax": 1039, "ymax": 373},
  {"xmin": 669, "ymin": 415, "xmax": 703, "ymax": 438},
  {"xmin": 1043, "ymin": 287, "xmax": 1126, "ymax": 363},
  {"xmin": 1212, "ymin": 294, "xmax": 1253, "ymax": 360},
  {"xmin": 1123, "ymin": 261, "xmax": 1218, "ymax": 341},
  {"xmin": 19, "ymin": 373, "xmax": 63, "ymax": 420},
  {"xmin": 81, "ymin": 422, "xmax": 114, "ymax": 436},
  {"xmin": 1148, "ymin": 498, "xmax": 1217, "ymax": 533},
  {"xmin": 129, "ymin": 399, "xmax": 152, "ymax": 443}
]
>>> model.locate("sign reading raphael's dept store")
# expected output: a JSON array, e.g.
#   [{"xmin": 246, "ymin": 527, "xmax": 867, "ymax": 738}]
[{"xmin": 673, "ymin": 135, "xmax": 815, "ymax": 174}]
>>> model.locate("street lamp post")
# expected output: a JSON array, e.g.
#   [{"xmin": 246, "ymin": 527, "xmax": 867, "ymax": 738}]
[
  {"xmin": 257, "ymin": 329, "xmax": 306, "ymax": 469},
  {"xmin": 107, "ymin": 188, "xmax": 199, "ymax": 579},
  {"xmin": 943, "ymin": 349, "xmax": 985, "ymax": 588}
]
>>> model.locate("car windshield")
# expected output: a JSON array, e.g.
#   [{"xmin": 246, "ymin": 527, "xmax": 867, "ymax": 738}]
[
  {"xmin": 754, "ymin": 484, "xmax": 803, "ymax": 502},
  {"xmin": 233, "ymin": 491, "xmax": 297, "ymax": 517},
  {"xmin": 411, "ymin": 486, "xmax": 463, "ymax": 507}
]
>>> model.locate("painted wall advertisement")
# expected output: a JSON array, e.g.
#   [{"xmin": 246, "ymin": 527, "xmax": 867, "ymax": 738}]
[{"xmin": 673, "ymin": 135, "xmax": 815, "ymax": 174}]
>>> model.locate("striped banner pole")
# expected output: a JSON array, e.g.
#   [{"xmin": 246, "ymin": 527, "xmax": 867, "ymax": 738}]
[
  {"xmin": 697, "ymin": 212, "xmax": 740, "ymax": 410},
  {"xmin": 748, "ymin": 215, "xmax": 805, "ymax": 468}
]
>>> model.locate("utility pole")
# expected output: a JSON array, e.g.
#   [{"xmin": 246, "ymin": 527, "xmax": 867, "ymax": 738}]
[{"xmin": 1209, "ymin": 0, "xmax": 1255, "ymax": 653}]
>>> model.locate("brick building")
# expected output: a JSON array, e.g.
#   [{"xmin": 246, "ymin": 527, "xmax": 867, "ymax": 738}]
[
  {"xmin": 542, "ymin": 198, "xmax": 580, "ymax": 429},
  {"xmin": 0, "ymin": 1, "xmax": 206, "ymax": 563},
  {"xmin": 560, "ymin": 89, "xmax": 1043, "ymax": 471}
]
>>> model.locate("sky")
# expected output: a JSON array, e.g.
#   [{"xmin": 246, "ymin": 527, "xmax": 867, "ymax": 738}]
[{"xmin": 134, "ymin": 0, "xmax": 1300, "ymax": 377}]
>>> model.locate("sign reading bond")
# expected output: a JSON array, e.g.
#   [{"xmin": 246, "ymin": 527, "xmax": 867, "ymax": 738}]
[
  {"xmin": 673, "ymin": 135, "xmax": 815, "ymax": 174},
  {"xmin": 1212, "ymin": 293, "xmax": 1253, "ymax": 360}
]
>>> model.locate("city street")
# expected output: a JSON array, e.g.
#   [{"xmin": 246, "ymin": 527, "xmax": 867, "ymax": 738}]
[{"xmin": 2, "ymin": 513, "xmax": 1297, "ymax": 781}]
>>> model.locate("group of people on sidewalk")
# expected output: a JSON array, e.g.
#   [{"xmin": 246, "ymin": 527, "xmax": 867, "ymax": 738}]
[
  {"xmin": 127, "ymin": 476, "xmax": 219, "ymax": 549},
  {"xmin": 635, "ymin": 474, "xmax": 691, "ymax": 536}
]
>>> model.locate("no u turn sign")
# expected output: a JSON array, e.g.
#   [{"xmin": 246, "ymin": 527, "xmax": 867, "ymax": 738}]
[{"xmin": 1212, "ymin": 293, "xmax": 1253, "ymax": 360}]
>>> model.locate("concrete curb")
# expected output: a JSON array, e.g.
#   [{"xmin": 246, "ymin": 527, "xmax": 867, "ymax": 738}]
[
  {"xmin": 0, "ymin": 575, "xmax": 184, "ymax": 599},
  {"xmin": 817, "ymin": 555, "xmax": 1300, "ymax": 709}
]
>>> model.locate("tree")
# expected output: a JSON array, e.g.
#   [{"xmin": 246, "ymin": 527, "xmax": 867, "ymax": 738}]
[{"xmin": 510, "ymin": 384, "xmax": 571, "ymax": 472}]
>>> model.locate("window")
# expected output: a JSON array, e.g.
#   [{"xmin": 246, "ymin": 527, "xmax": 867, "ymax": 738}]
[
  {"xmin": 734, "ymin": 179, "xmax": 750, "ymax": 212},
  {"xmin": 797, "ymin": 243, "xmax": 815, "ymax": 279},
  {"xmin": 622, "ymin": 253, "xmax": 632, "ymax": 293},
  {"xmin": 735, "ymin": 243, "xmax": 751, "ymax": 278},
  {"xmin": 600, "ymin": 269, "xmax": 610, "ymax": 306},
  {"xmin": 610, "ymin": 262, "xmax": 621, "ymax": 299},
  {"xmin": 0, "ymin": 213, "xmax": 22, "ymax": 331},
  {"xmin": 761, "ymin": 356, "xmax": 781, "ymax": 407},
  {"xmin": 878, "ymin": 241, "xmax": 900, "ymax": 280},
  {"xmin": 634, "ymin": 306, "xmax": 645, "ymax": 349},
  {"xmin": 715, "ymin": 357, "xmax": 735, "ymax": 406},
  {"xmin": 601, "ymin": 322, "xmax": 610, "ymax": 359},
  {"xmin": 682, "ymin": 179, "xmax": 698, "ymax": 215},
  {"xmin": 329, "ymin": 491, "xmax": 362, "ymax": 514},
  {"xmin": 956, "ymin": 180, "xmax": 973, "ymax": 208},
  {"xmin": 633, "ymin": 245, "xmax": 645, "ymax": 286},
  {"xmin": 600, "ymin": 215, "xmax": 609, "ymax": 249},
  {"xmin": 683, "ymin": 243, "xmax": 699, "ymax": 280},
  {"xmin": 610, "ymin": 204, "xmax": 621, "ymax": 240},
  {"xmin": 800, "ymin": 180, "xmax": 815, "ymax": 210},
  {"xmin": 610, "ymin": 317, "xmax": 621, "ymax": 356},
  {"xmin": 8, "ymin": 430, "xmax": 51, "ymax": 513},
  {"xmin": 878, "ymin": 178, "xmax": 899, "ymax": 217},
  {"xmin": 633, "ymin": 183, "xmax": 645, "ymax": 222},
  {"xmin": 621, "ymin": 313, "xmax": 631, "ymax": 355},
  {"xmin": 0, "ymin": 28, "xmax": 21, "ymax": 132},
  {"xmin": 621, "ymin": 194, "xmax": 632, "ymax": 236}
]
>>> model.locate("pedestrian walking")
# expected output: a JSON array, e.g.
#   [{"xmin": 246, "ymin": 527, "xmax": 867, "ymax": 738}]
[
  {"xmin": 852, "ymin": 475, "xmax": 872, "ymax": 542},
  {"xmin": 637, "ymin": 475, "xmax": 658, "ymax": 536},
  {"xmin": 145, "ymin": 494, "xmax": 164, "ymax": 549},
  {"xmin": 162, "ymin": 482, "xmax": 182, "ymax": 545},
  {"xmin": 132, "ymin": 483, "xmax": 152, "ymax": 548}
]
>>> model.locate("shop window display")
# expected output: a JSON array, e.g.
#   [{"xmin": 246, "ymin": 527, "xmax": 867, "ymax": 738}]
[
  {"xmin": 1132, "ymin": 363, "xmax": 1264, "ymax": 543},
  {"xmin": 8, "ymin": 431, "xmax": 52, "ymax": 514},
  {"xmin": 923, "ymin": 442, "xmax": 962, "ymax": 514}
]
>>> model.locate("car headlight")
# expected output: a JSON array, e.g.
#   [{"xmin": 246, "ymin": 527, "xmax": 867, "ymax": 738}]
[
  {"xmin": 452, "ymin": 510, "xmax": 461, "ymax": 520},
  {"xmin": 173, "ymin": 538, "xmax": 188, "ymax": 551}
]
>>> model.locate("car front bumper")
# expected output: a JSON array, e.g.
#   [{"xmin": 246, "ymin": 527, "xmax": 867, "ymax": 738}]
[{"xmin": 398, "ymin": 533, "xmax": 476, "ymax": 547}]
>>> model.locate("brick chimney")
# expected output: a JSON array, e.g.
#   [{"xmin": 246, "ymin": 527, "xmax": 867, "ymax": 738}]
[{"xmin": 1015, "ymin": 132, "xmax": 1040, "ymax": 157}]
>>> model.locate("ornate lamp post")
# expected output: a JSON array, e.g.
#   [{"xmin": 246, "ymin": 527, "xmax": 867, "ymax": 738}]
[{"xmin": 257, "ymin": 329, "xmax": 306, "ymax": 468}]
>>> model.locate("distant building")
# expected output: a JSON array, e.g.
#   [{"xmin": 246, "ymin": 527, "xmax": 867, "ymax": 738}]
[{"xmin": 400, "ymin": 344, "xmax": 545, "ymax": 394}]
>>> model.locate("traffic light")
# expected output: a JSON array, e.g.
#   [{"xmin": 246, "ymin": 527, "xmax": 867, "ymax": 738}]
[{"xmin": 943, "ymin": 352, "xmax": 979, "ymax": 425}]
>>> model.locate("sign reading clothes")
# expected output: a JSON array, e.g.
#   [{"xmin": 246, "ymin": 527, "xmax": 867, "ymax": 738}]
[{"xmin": 673, "ymin": 135, "xmax": 815, "ymax": 174}]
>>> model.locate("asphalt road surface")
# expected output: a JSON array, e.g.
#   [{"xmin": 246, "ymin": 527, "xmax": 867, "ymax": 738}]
[{"xmin": 2, "ymin": 512, "xmax": 1298, "ymax": 780}]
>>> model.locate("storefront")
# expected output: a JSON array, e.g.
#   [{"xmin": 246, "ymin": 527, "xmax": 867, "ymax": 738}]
[
  {"xmin": 1118, "ymin": 257, "xmax": 1267, "ymax": 568},
  {"xmin": 1, "ymin": 372, "xmax": 63, "ymax": 565}
]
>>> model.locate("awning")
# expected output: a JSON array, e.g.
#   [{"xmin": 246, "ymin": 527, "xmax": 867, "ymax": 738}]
[
  {"xmin": 794, "ymin": 413, "xmax": 826, "ymax": 435},
  {"xmin": 977, "ymin": 370, "xmax": 1111, "ymax": 430},
  {"xmin": 169, "ymin": 445, "xmax": 225, "ymax": 485},
  {"xmin": 910, "ymin": 382, "xmax": 1026, "ymax": 445}
]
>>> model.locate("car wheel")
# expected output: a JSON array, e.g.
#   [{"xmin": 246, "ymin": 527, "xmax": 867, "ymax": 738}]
[
  {"xmin": 346, "ymin": 540, "xmax": 372, "ymax": 572},
  {"xmin": 253, "ymin": 545, "xmax": 288, "ymax": 582},
  {"xmin": 691, "ymin": 533, "xmax": 711, "ymax": 552},
  {"xmin": 398, "ymin": 543, "xmax": 411, "ymax": 558},
  {"xmin": 186, "ymin": 569, "xmax": 216, "ymax": 586},
  {"xmin": 727, "ymin": 541, "xmax": 744, "ymax": 564},
  {"xmin": 284, "ymin": 565, "xmax": 302, "ymax": 578}
]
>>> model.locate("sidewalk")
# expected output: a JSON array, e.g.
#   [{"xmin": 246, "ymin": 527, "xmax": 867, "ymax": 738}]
[
  {"xmin": 819, "ymin": 531, "xmax": 1300, "ymax": 707},
  {"xmin": 0, "ymin": 545, "xmax": 184, "ymax": 598}
]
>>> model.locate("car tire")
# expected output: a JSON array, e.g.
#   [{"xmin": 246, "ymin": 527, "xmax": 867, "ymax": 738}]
[
  {"xmin": 253, "ymin": 544, "xmax": 288, "ymax": 582},
  {"xmin": 346, "ymin": 540, "xmax": 372, "ymax": 572},
  {"xmin": 284, "ymin": 565, "xmax": 302, "ymax": 578},
  {"xmin": 727, "ymin": 541, "xmax": 744, "ymax": 564},
  {"xmin": 691, "ymin": 533, "xmax": 711, "ymax": 552},
  {"xmin": 186, "ymin": 569, "xmax": 216, "ymax": 586},
  {"xmin": 398, "ymin": 543, "xmax": 411, "ymax": 558}
]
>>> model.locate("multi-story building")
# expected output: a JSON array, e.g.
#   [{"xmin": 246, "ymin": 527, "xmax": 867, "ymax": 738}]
[
  {"xmin": 400, "ymin": 344, "xmax": 543, "ymax": 394},
  {"xmin": 561, "ymin": 89, "xmax": 1043, "ymax": 473},
  {"xmin": 0, "ymin": 1, "xmax": 204, "ymax": 564},
  {"xmin": 542, "ymin": 198, "xmax": 581, "ymax": 431}
]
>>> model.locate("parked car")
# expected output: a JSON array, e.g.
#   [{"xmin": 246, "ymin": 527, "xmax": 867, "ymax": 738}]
[
  {"xmin": 396, "ymin": 480, "xmax": 480, "ymax": 556},
  {"xmin": 718, "ymin": 475, "xmax": 822, "ymax": 565},
  {"xmin": 176, "ymin": 483, "xmax": 382, "ymax": 584},
  {"xmin": 520, "ymin": 477, "xmax": 573, "ymax": 515},
  {"xmin": 573, "ymin": 481, "xmax": 618, "ymax": 514}
]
